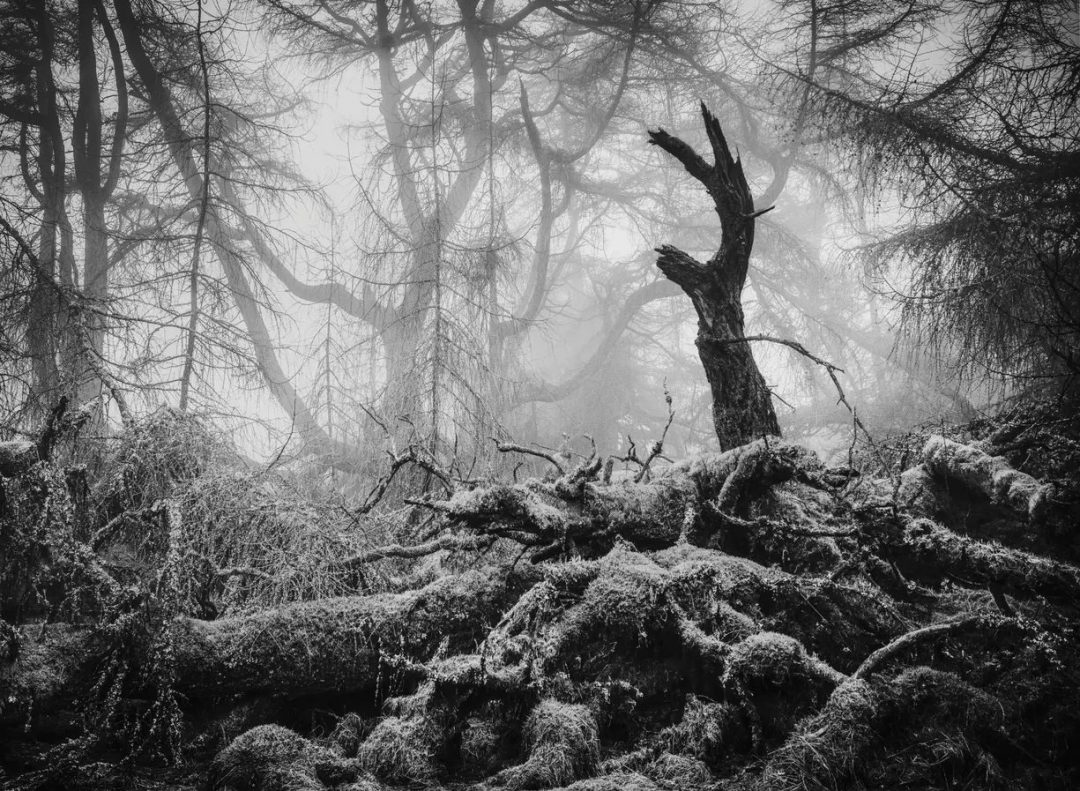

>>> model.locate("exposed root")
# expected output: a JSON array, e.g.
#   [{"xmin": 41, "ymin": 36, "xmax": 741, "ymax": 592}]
[{"xmin": 853, "ymin": 614, "xmax": 987, "ymax": 679}]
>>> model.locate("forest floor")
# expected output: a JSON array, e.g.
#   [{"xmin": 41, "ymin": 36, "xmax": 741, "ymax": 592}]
[{"xmin": 2, "ymin": 401, "xmax": 1079, "ymax": 790}]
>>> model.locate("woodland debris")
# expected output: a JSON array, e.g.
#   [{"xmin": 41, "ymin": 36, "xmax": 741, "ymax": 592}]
[{"xmin": 3, "ymin": 427, "xmax": 1079, "ymax": 790}]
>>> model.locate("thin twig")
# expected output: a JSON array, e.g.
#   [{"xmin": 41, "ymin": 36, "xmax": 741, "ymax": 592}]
[
  {"xmin": 635, "ymin": 388, "xmax": 676, "ymax": 483},
  {"xmin": 718, "ymin": 334, "xmax": 892, "ymax": 474}
]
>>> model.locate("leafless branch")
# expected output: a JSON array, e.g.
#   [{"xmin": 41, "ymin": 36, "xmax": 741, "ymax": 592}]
[{"xmin": 492, "ymin": 438, "xmax": 566, "ymax": 475}]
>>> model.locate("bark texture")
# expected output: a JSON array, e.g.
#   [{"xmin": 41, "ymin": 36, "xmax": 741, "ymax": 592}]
[{"xmin": 649, "ymin": 105, "xmax": 780, "ymax": 449}]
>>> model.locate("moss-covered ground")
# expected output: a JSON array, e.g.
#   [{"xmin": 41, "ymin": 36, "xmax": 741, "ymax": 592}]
[{"xmin": 2, "ymin": 407, "xmax": 1079, "ymax": 790}]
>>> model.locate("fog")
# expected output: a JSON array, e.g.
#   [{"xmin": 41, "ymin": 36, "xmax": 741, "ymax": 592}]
[{"xmin": 2, "ymin": 0, "xmax": 1074, "ymax": 474}]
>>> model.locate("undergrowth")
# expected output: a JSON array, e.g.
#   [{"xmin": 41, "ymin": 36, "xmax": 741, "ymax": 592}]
[{"xmin": 0, "ymin": 407, "xmax": 422, "ymax": 771}]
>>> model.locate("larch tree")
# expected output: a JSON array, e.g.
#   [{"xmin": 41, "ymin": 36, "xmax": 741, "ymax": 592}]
[
  {"xmin": 782, "ymin": 0, "xmax": 1080, "ymax": 399},
  {"xmin": 254, "ymin": 0, "xmax": 689, "ymax": 465}
]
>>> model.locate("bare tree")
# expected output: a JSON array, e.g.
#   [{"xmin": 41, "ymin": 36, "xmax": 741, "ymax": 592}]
[{"xmin": 650, "ymin": 104, "xmax": 780, "ymax": 448}]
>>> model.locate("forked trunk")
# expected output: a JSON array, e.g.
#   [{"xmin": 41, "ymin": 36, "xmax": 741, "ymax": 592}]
[{"xmin": 649, "ymin": 104, "xmax": 780, "ymax": 448}]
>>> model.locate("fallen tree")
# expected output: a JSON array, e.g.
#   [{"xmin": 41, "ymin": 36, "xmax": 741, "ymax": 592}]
[{"xmin": 2, "ymin": 420, "xmax": 1078, "ymax": 790}]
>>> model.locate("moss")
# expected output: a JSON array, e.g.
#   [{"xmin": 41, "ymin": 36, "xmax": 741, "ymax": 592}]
[
  {"xmin": 496, "ymin": 699, "xmax": 600, "ymax": 789},
  {"xmin": 338, "ymin": 778, "xmax": 383, "ymax": 791},
  {"xmin": 327, "ymin": 712, "xmax": 366, "ymax": 758},
  {"xmin": 725, "ymin": 632, "xmax": 842, "ymax": 689},
  {"xmin": 460, "ymin": 715, "xmax": 504, "ymax": 776},
  {"xmin": 445, "ymin": 484, "xmax": 569, "ymax": 536},
  {"xmin": 541, "ymin": 548, "xmax": 673, "ymax": 677},
  {"xmin": 583, "ymin": 480, "xmax": 695, "ymax": 549},
  {"xmin": 575, "ymin": 548, "xmax": 669, "ymax": 637},
  {"xmin": 557, "ymin": 772, "xmax": 658, "ymax": 791},
  {"xmin": 209, "ymin": 724, "xmax": 357, "ymax": 791},
  {"xmin": 757, "ymin": 678, "xmax": 879, "ymax": 790},
  {"xmin": 725, "ymin": 632, "xmax": 806, "ymax": 686},
  {"xmin": 923, "ymin": 435, "xmax": 1049, "ymax": 517},
  {"xmin": 644, "ymin": 752, "xmax": 712, "ymax": 786},
  {"xmin": 888, "ymin": 666, "xmax": 1005, "ymax": 730},
  {"xmin": 902, "ymin": 517, "xmax": 1080, "ymax": 601},
  {"xmin": 659, "ymin": 695, "xmax": 749, "ymax": 767},
  {"xmin": 744, "ymin": 482, "xmax": 846, "ymax": 573},
  {"xmin": 653, "ymin": 546, "xmax": 776, "ymax": 623},
  {"xmin": 543, "ymin": 559, "xmax": 602, "ymax": 594},
  {"xmin": 760, "ymin": 668, "xmax": 1019, "ymax": 791},
  {"xmin": 356, "ymin": 714, "xmax": 441, "ymax": 784}
]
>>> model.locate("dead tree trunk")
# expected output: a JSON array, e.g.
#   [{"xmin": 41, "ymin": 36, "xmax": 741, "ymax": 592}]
[{"xmin": 649, "ymin": 104, "xmax": 780, "ymax": 449}]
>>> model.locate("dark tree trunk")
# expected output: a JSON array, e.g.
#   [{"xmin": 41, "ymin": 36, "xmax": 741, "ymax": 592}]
[
  {"xmin": 26, "ymin": 1, "xmax": 65, "ymax": 414},
  {"xmin": 649, "ymin": 104, "xmax": 780, "ymax": 449},
  {"xmin": 73, "ymin": 0, "xmax": 108, "ymax": 409}
]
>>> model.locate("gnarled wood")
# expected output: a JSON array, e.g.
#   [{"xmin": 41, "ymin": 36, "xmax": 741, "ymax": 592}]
[{"xmin": 649, "ymin": 105, "xmax": 780, "ymax": 449}]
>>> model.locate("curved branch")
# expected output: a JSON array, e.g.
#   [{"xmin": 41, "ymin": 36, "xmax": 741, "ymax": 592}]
[
  {"xmin": 493, "ymin": 439, "xmax": 566, "ymax": 475},
  {"xmin": 219, "ymin": 178, "xmax": 392, "ymax": 331},
  {"xmin": 853, "ymin": 615, "xmax": 983, "ymax": 680},
  {"xmin": 513, "ymin": 279, "xmax": 680, "ymax": 404},
  {"xmin": 334, "ymin": 534, "xmax": 493, "ymax": 571},
  {"xmin": 94, "ymin": 0, "xmax": 126, "ymax": 199}
]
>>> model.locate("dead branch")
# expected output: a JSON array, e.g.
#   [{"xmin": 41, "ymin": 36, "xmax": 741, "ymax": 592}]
[
  {"xmin": 634, "ymin": 390, "xmax": 676, "ymax": 483},
  {"xmin": 853, "ymin": 614, "xmax": 984, "ymax": 679},
  {"xmin": 334, "ymin": 534, "xmax": 494, "ymax": 570},
  {"xmin": 720, "ymin": 334, "xmax": 892, "ymax": 473},
  {"xmin": 492, "ymin": 439, "xmax": 566, "ymax": 476}
]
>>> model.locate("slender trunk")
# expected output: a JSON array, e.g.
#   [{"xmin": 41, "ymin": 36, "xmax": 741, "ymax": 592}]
[
  {"xmin": 73, "ymin": 0, "xmax": 107, "ymax": 408},
  {"xmin": 26, "ymin": 0, "xmax": 65, "ymax": 413},
  {"xmin": 179, "ymin": 0, "xmax": 212, "ymax": 412},
  {"xmin": 113, "ymin": 0, "xmax": 352, "ymax": 468}
]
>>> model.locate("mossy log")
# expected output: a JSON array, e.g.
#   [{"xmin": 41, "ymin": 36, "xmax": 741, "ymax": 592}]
[
  {"xmin": 441, "ymin": 437, "xmax": 1078, "ymax": 609},
  {"xmin": 898, "ymin": 434, "xmax": 1064, "ymax": 553},
  {"xmin": 433, "ymin": 439, "xmax": 820, "ymax": 560},
  {"xmin": 175, "ymin": 568, "xmax": 527, "ymax": 699},
  {"xmin": 1, "ymin": 569, "xmax": 528, "ymax": 723},
  {"xmin": 922, "ymin": 435, "xmax": 1053, "ymax": 518},
  {"xmin": 892, "ymin": 517, "xmax": 1080, "ymax": 602}
]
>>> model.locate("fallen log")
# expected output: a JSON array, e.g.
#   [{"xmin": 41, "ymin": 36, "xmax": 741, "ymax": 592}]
[
  {"xmin": 430, "ymin": 440, "xmax": 820, "ymax": 560},
  {"xmin": 922, "ymin": 435, "xmax": 1053, "ymax": 519},
  {"xmin": 174, "ymin": 568, "xmax": 526, "ymax": 699},
  {"xmin": 896, "ymin": 517, "xmax": 1080, "ymax": 603},
  {"xmin": 1, "ymin": 568, "xmax": 530, "ymax": 723}
]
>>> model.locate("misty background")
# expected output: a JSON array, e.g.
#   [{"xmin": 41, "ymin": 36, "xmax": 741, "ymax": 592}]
[{"xmin": 2, "ymin": 0, "xmax": 1077, "ymax": 480}]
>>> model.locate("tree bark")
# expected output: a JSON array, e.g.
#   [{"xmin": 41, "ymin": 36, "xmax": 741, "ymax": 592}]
[
  {"xmin": 25, "ymin": 0, "xmax": 67, "ymax": 414},
  {"xmin": 0, "ymin": 569, "xmax": 527, "ymax": 718},
  {"xmin": 649, "ymin": 104, "xmax": 780, "ymax": 449}
]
